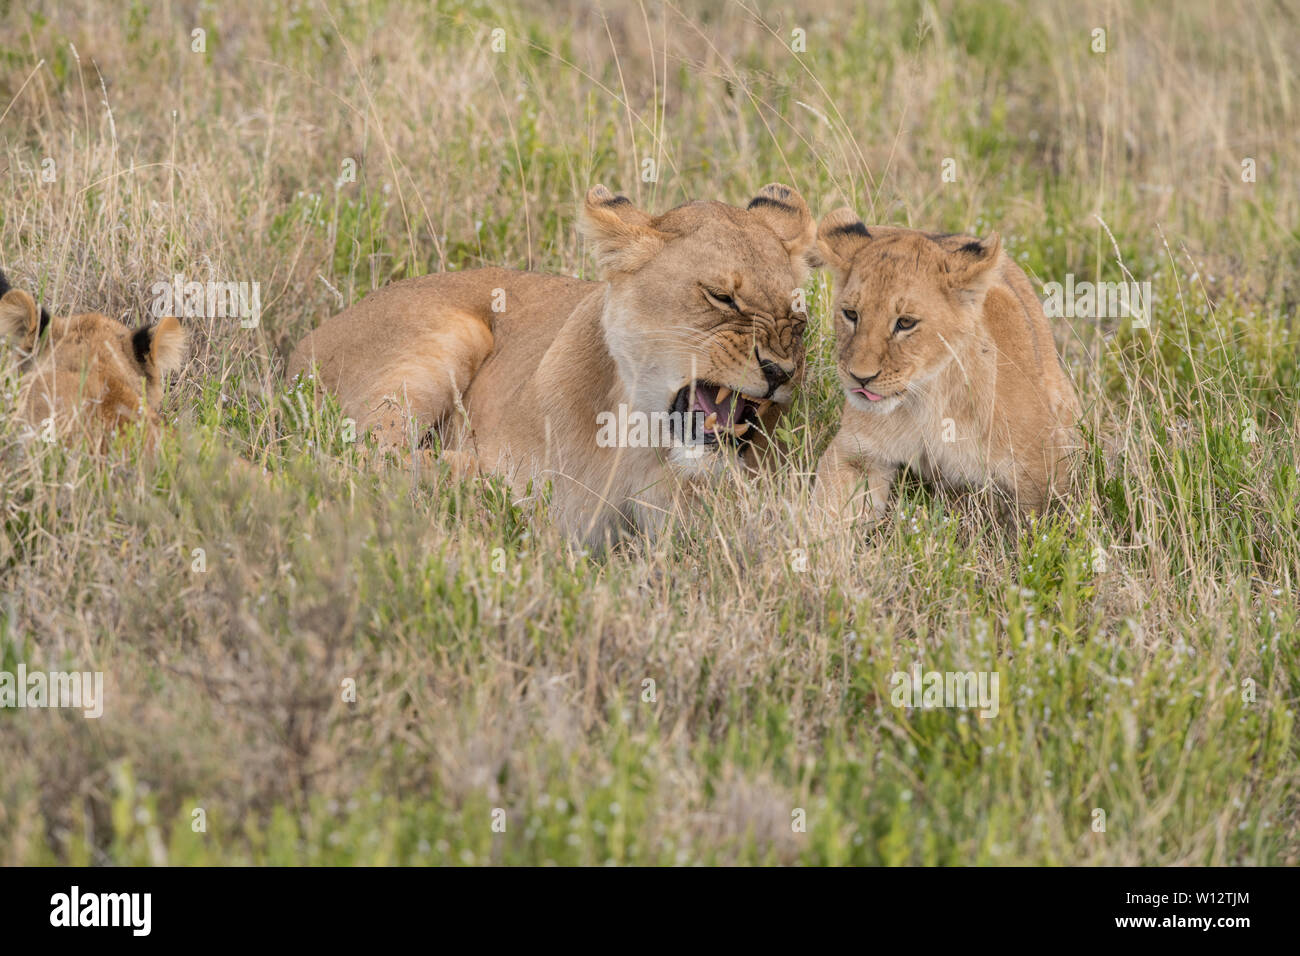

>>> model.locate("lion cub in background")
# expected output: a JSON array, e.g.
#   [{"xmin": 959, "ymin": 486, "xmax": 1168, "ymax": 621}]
[
  {"xmin": 812, "ymin": 211, "xmax": 1081, "ymax": 522},
  {"xmin": 0, "ymin": 271, "xmax": 186, "ymax": 448}
]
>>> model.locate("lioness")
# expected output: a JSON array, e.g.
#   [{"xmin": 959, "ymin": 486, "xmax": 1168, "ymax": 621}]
[
  {"xmin": 811, "ymin": 211, "xmax": 1081, "ymax": 521},
  {"xmin": 289, "ymin": 184, "xmax": 816, "ymax": 544},
  {"xmin": 0, "ymin": 271, "xmax": 187, "ymax": 447}
]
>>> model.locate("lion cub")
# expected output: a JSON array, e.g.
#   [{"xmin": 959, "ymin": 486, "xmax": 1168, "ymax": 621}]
[
  {"xmin": 0, "ymin": 271, "xmax": 186, "ymax": 447},
  {"xmin": 812, "ymin": 212, "xmax": 1081, "ymax": 521}
]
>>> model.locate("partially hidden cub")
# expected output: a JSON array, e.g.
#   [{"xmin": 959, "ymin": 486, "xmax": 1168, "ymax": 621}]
[
  {"xmin": 0, "ymin": 271, "xmax": 186, "ymax": 448},
  {"xmin": 812, "ymin": 211, "xmax": 1081, "ymax": 522}
]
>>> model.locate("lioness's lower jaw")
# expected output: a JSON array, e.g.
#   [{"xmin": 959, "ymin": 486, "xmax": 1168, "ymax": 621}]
[{"xmin": 669, "ymin": 380, "xmax": 769, "ymax": 450}]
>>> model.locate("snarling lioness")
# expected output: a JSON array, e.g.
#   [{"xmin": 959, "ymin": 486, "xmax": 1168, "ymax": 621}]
[
  {"xmin": 812, "ymin": 213, "xmax": 1081, "ymax": 521},
  {"xmin": 0, "ymin": 271, "xmax": 186, "ymax": 448},
  {"xmin": 289, "ymin": 184, "xmax": 815, "ymax": 543}
]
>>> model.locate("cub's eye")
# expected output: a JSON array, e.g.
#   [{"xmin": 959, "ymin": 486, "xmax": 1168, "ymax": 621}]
[
  {"xmin": 842, "ymin": 309, "xmax": 859, "ymax": 325},
  {"xmin": 894, "ymin": 315, "xmax": 919, "ymax": 332},
  {"xmin": 704, "ymin": 288, "xmax": 737, "ymax": 309}
]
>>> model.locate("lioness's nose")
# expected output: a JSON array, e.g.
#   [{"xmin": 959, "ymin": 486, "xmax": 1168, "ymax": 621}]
[{"xmin": 756, "ymin": 349, "xmax": 793, "ymax": 395}]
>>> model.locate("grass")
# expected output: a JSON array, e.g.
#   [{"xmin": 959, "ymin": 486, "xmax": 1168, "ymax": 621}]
[{"xmin": 1, "ymin": 0, "xmax": 1297, "ymax": 865}]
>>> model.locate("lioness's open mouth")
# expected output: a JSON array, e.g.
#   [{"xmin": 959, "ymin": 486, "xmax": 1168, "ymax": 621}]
[{"xmin": 670, "ymin": 381, "xmax": 769, "ymax": 448}]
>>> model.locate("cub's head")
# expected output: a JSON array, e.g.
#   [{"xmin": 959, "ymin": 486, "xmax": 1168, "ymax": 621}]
[
  {"xmin": 816, "ymin": 210, "xmax": 1002, "ymax": 415},
  {"xmin": 579, "ymin": 183, "xmax": 815, "ymax": 469},
  {"xmin": 0, "ymin": 274, "xmax": 186, "ymax": 443}
]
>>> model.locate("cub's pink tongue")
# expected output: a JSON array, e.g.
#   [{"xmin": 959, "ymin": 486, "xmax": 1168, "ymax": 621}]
[{"xmin": 855, "ymin": 387, "xmax": 884, "ymax": 402}]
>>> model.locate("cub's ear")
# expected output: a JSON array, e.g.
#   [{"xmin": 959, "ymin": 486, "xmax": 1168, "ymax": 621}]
[
  {"xmin": 746, "ymin": 183, "xmax": 815, "ymax": 270},
  {"xmin": 815, "ymin": 207, "xmax": 872, "ymax": 277},
  {"xmin": 578, "ymin": 185, "xmax": 667, "ymax": 277},
  {"xmin": 944, "ymin": 233, "xmax": 1002, "ymax": 305},
  {"xmin": 132, "ymin": 315, "xmax": 187, "ymax": 377},
  {"xmin": 0, "ymin": 288, "xmax": 40, "ymax": 350}
]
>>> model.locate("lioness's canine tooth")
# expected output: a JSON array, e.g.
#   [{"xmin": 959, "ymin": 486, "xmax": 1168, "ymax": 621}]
[
  {"xmin": 756, "ymin": 400, "xmax": 771, "ymax": 416},
  {"xmin": 715, "ymin": 385, "xmax": 731, "ymax": 404},
  {"xmin": 704, "ymin": 412, "xmax": 718, "ymax": 430},
  {"xmin": 733, "ymin": 422, "xmax": 751, "ymax": 437}
]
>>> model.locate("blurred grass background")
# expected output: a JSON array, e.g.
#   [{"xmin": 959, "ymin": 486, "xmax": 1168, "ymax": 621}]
[{"xmin": 0, "ymin": 0, "xmax": 1297, "ymax": 864}]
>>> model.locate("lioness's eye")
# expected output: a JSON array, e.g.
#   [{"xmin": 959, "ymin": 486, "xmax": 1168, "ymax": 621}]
[
  {"xmin": 842, "ymin": 309, "xmax": 859, "ymax": 325},
  {"xmin": 705, "ymin": 288, "xmax": 736, "ymax": 308},
  {"xmin": 894, "ymin": 315, "xmax": 919, "ymax": 332}
]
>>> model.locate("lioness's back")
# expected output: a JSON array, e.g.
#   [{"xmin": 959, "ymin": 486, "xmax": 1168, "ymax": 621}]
[
  {"xmin": 289, "ymin": 268, "xmax": 584, "ymax": 378},
  {"xmin": 288, "ymin": 267, "xmax": 599, "ymax": 431}
]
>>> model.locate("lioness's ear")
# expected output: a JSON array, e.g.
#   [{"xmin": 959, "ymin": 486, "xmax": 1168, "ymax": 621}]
[
  {"xmin": 579, "ymin": 185, "xmax": 666, "ymax": 277},
  {"xmin": 132, "ymin": 315, "xmax": 187, "ymax": 376},
  {"xmin": 944, "ymin": 233, "xmax": 1002, "ymax": 305},
  {"xmin": 815, "ymin": 207, "xmax": 871, "ymax": 278},
  {"xmin": 746, "ymin": 183, "xmax": 815, "ymax": 271},
  {"xmin": 0, "ymin": 288, "xmax": 40, "ymax": 350}
]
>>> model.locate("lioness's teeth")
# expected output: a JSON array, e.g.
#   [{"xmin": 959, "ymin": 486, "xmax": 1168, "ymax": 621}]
[
  {"xmin": 715, "ymin": 385, "xmax": 731, "ymax": 404},
  {"xmin": 704, "ymin": 412, "xmax": 718, "ymax": 430},
  {"xmin": 733, "ymin": 422, "xmax": 751, "ymax": 437},
  {"xmin": 756, "ymin": 400, "xmax": 772, "ymax": 416}
]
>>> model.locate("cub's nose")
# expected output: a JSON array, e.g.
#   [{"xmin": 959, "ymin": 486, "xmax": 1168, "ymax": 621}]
[
  {"xmin": 756, "ymin": 350, "xmax": 794, "ymax": 396},
  {"xmin": 851, "ymin": 371, "xmax": 879, "ymax": 388}
]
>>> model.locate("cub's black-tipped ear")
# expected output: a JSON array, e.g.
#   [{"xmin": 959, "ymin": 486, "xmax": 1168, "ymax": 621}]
[
  {"xmin": 578, "ymin": 185, "xmax": 667, "ymax": 277},
  {"xmin": 0, "ymin": 287, "xmax": 41, "ymax": 350},
  {"xmin": 815, "ymin": 207, "xmax": 871, "ymax": 277},
  {"xmin": 746, "ymin": 183, "xmax": 815, "ymax": 271},
  {"xmin": 944, "ymin": 232, "xmax": 1002, "ymax": 304},
  {"xmin": 133, "ymin": 315, "xmax": 187, "ymax": 377}
]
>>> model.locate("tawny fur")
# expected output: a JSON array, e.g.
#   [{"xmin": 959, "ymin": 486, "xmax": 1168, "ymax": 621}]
[
  {"xmin": 288, "ymin": 183, "xmax": 816, "ymax": 545},
  {"xmin": 0, "ymin": 283, "xmax": 186, "ymax": 449},
  {"xmin": 811, "ymin": 213, "xmax": 1082, "ymax": 522}
]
